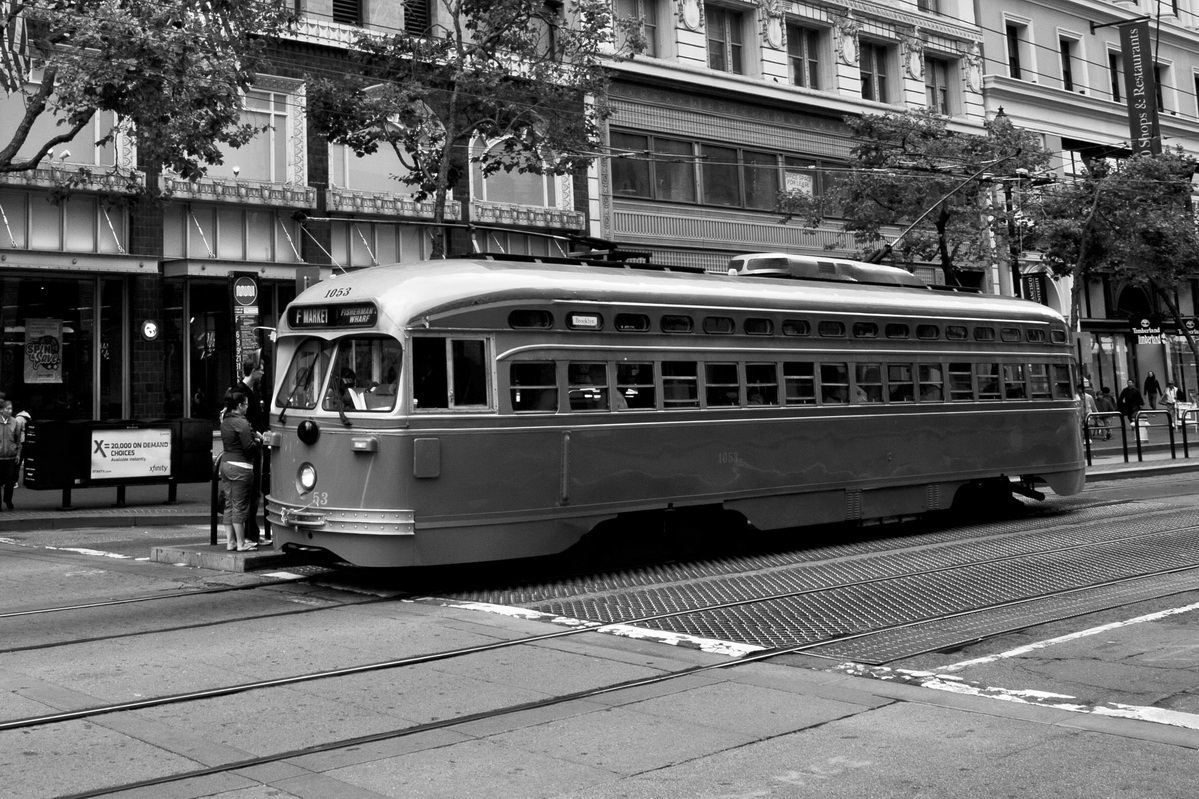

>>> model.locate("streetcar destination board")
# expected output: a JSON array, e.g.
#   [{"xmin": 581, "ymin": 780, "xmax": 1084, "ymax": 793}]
[{"xmin": 290, "ymin": 303, "xmax": 378, "ymax": 328}]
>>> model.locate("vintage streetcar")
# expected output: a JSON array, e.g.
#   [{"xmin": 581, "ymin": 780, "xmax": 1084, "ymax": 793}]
[{"xmin": 263, "ymin": 252, "xmax": 1085, "ymax": 567}]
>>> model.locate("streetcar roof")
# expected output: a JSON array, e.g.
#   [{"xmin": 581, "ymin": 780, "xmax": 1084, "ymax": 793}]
[{"xmin": 282, "ymin": 257, "xmax": 1065, "ymax": 334}]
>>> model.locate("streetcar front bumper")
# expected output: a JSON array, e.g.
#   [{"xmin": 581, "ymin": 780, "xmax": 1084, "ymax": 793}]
[{"xmin": 266, "ymin": 497, "xmax": 416, "ymax": 536}]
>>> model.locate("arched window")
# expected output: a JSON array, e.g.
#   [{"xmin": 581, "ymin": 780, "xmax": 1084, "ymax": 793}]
[{"xmin": 470, "ymin": 137, "xmax": 562, "ymax": 208}]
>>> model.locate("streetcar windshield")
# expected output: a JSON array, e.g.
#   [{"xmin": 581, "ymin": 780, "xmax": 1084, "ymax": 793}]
[{"xmin": 276, "ymin": 336, "xmax": 403, "ymax": 413}]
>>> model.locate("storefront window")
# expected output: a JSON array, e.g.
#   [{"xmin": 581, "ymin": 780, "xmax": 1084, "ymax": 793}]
[{"xmin": 0, "ymin": 277, "xmax": 113, "ymax": 420}]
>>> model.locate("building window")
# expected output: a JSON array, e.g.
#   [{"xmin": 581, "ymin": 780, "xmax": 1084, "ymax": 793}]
[
  {"xmin": 205, "ymin": 88, "xmax": 294, "ymax": 184},
  {"xmin": 788, "ymin": 25, "xmax": 820, "ymax": 89},
  {"xmin": 332, "ymin": 0, "xmax": 361, "ymax": 25},
  {"xmin": 1110, "ymin": 52, "xmax": 1123, "ymax": 101},
  {"xmin": 610, "ymin": 132, "xmax": 697, "ymax": 203},
  {"xmin": 860, "ymin": 42, "xmax": 889, "ymax": 102},
  {"xmin": 1155, "ymin": 64, "xmax": 1165, "ymax": 111},
  {"xmin": 615, "ymin": 0, "xmax": 658, "ymax": 57},
  {"xmin": 702, "ymin": 145, "xmax": 739, "ymax": 206},
  {"xmin": 1006, "ymin": 24, "xmax": 1023, "ymax": 80},
  {"xmin": 471, "ymin": 138, "xmax": 560, "ymax": 207},
  {"xmin": 1060, "ymin": 38, "xmax": 1075, "ymax": 92},
  {"xmin": 705, "ymin": 5, "xmax": 744, "ymax": 74},
  {"xmin": 918, "ymin": 0, "xmax": 939, "ymax": 12},
  {"xmin": 925, "ymin": 56, "xmax": 950, "ymax": 114},
  {"xmin": 404, "ymin": 0, "xmax": 432, "ymax": 34}
]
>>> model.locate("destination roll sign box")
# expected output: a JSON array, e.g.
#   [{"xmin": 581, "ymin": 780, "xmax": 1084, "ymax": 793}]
[{"xmin": 290, "ymin": 303, "xmax": 378, "ymax": 329}]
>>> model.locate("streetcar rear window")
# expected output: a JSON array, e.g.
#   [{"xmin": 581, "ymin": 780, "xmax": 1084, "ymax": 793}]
[
  {"xmin": 974, "ymin": 326, "xmax": 996, "ymax": 341},
  {"xmin": 1051, "ymin": 329, "xmax": 1067, "ymax": 344},
  {"xmin": 1027, "ymin": 329, "xmax": 1047, "ymax": 343},
  {"xmin": 1003, "ymin": 363, "xmax": 1027, "ymax": 398},
  {"xmin": 1028, "ymin": 364, "xmax": 1052, "ymax": 398},
  {"xmin": 1051, "ymin": 364, "xmax": 1073, "ymax": 398},
  {"xmin": 1001, "ymin": 327, "xmax": 1021, "ymax": 342}
]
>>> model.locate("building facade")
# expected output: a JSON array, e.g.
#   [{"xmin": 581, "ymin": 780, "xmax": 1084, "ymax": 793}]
[{"xmin": 4, "ymin": 0, "xmax": 1199, "ymax": 422}]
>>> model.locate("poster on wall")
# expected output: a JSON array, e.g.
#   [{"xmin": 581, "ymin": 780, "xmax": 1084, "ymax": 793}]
[
  {"xmin": 90, "ymin": 428, "xmax": 173, "ymax": 481},
  {"xmin": 24, "ymin": 318, "xmax": 64, "ymax": 384}
]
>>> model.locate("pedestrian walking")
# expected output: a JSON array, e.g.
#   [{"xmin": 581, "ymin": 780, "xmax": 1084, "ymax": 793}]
[
  {"xmin": 1094, "ymin": 386, "xmax": 1116, "ymax": 440},
  {"xmin": 1078, "ymin": 384, "xmax": 1098, "ymax": 443},
  {"xmin": 0, "ymin": 400, "xmax": 23, "ymax": 509},
  {"xmin": 219, "ymin": 390, "xmax": 262, "ymax": 552},
  {"xmin": 1143, "ymin": 371, "xmax": 1162, "ymax": 410},
  {"xmin": 1117, "ymin": 379, "xmax": 1144, "ymax": 426},
  {"xmin": 1163, "ymin": 381, "xmax": 1179, "ymax": 428}
]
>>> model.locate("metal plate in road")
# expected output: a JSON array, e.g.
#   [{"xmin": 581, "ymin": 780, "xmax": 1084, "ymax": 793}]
[{"xmin": 447, "ymin": 501, "xmax": 1199, "ymax": 664}]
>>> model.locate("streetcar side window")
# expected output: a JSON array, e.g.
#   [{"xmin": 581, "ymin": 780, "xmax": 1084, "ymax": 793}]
[
  {"xmin": 885, "ymin": 323, "xmax": 910, "ymax": 339},
  {"xmin": 568, "ymin": 362, "xmax": 608, "ymax": 411},
  {"xmin": 662, "ymin": 361, "xmax": 699, "ymax": 408},
  {"xmin": 887, "ymin": 363, "xmax": 915, "ymax": 402},
  {"xmin": 413, "ymin": 337, "xmax": 491, "ymax": 411},
  {"xmin": 746, "ymin": 363, "xmax": 779, "ymax": 405},
  {"xmin": 452, "ymin": 340, "xmax": 489, "ymax": 407},
  {"xmin": 705, "ymin": 363, "xmax": 740, "ymax": 406},
  {"xmin": 617, "ymin": 362, "xmax": 655, "ymax": 409},
  {"xmin": 1001, "ymin": 327, "xmax": 1022, "ymax": 342},
  {"xmin": 661, "ymin": 315, "xmax": 693, "ymax": 333},
  {"xmin": 412, "ymin": 338, "xmax": 449, "ymax": 409},
  {"xmin": 1002, "ymin": 363, "xmax": 1027, "ymax": 398},
  {"xmin": 1051, "ymin": 364, "xmax": 1073, "ymax": 398},
  {"xmin": 782, "ymin": 320, "xmax": 811, "ymax": 336},
  {"xmin": 1028, "ymin": 364, "xmax": 1052, "ymax": 399},
  {"xmin": 853, "ymin": 322, "xmax": 878, "ymax": 339},
  {"xmin": 918, "ymin": 364, "xmax": 944, "ymax": 401},
  {"xmin": 783, "ymin": 362, "xmax": 816, "ymax": 404},
  {"xmin": 855, "ymin": 363, "xmax": 884, "ymax": 402},
  {"xmin": 976, "ymin": 363, "xmax": 1002, "ymax": 400},
  {"xmin": 916, "ymin": 324, "xmax": 940, "ymax": 340},
  {"xmin": 948, "ymin": 362, "xmax": 974, "ymax": 400},
  {"xmin": 511, "ymin": 362, "xmax": 558, "ymax": 412},
  {"xmin": 703, "ymin": 316, "xmax": 735, "ymax": 334},
  {"xmin": 744, "ymin": 317, "xmax": 773, "ymax": 336},
  {"xmin": 820, "ymin": 363, "xmax": 849, "ymax": 404}
]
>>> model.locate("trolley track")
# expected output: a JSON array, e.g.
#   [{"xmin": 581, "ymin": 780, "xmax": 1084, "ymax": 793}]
[
  {"xmin": 8, "ymin": 510, "xmax": 1198, "ymax": 733},
  {"xmin": 50, "ymin": 551, "xmax": 1199, "ymax": 799}
]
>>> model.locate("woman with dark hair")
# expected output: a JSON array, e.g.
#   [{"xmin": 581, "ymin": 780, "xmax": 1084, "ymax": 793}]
[{"xmin": 220, "ymin": 390, "xmax": 262, "ymax": 552}]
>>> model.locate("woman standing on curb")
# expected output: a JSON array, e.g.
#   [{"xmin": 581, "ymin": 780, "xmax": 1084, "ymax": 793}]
[{"xmin": 220, "ymin": 390, "xmax": 262, "ymax": 552}]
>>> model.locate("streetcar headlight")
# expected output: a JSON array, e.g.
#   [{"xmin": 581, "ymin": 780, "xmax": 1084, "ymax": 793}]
[{"xmin": 297, "ymin": 462, "xmax": 317, "ymax": 494}]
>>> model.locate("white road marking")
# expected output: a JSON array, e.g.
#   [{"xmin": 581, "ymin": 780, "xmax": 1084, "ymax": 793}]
[{"xmin": 941, "ymin": 600, "xmax": 1199, "ymax": 673}]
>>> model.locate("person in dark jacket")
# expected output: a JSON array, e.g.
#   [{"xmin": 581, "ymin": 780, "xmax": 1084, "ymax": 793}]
[
  {"xmin": 235, "ymin": 356, "xmax": 268, "ymax": 543},
  {"xmin": 1117, "ymin": 379, "xmax": 1144, "ymax": 425},
  {"xmin": 1143, "ymin": 371, "xmax": 1162, "ymax": 410},
  {"xmin": 220, "ymin": 391, "xmax": 262, "ymax": 552}
]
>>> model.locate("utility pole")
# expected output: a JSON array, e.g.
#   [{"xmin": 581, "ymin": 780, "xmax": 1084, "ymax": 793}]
[{"xmin": 1004, "ymin": 175, "xmax": 1023, "ymax": 299}]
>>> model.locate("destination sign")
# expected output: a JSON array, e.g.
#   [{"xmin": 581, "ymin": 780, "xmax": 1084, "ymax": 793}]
[{"xmin": 290, "ymin": 303, "xmax": 378, "ymax": 329}]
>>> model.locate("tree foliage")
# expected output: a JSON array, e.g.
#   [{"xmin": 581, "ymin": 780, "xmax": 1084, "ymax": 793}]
[
  {"xmin": 0, "ymin": 0, "xmax": 296, "ymax": 189},
  {"xmin": 307, "ymin": 0, "xmax": 642, "ymax": 258},
  {"xmin": 782, "ymin": 108, "xmax": 1051, "ymax": 285},
  {"xmin": 1031, "ymin": 147, "xmax": 1199, "ymax": 353}
]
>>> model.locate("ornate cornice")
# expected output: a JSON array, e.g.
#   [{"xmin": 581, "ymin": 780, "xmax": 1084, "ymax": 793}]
[
  {"xmin": 472, "ymin": 201, "xmax": 585, "ymax": 231},
  {"xmin": 0, "ymin": 166, "xmax": 145, "ymax": 194},
  {"xmin": 162, "ymin": 175, "xmax": 316, "ymax": 208},
  {"xmin": 328, "ymin": 188, "xmax": 460, "ymax": 220}
]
